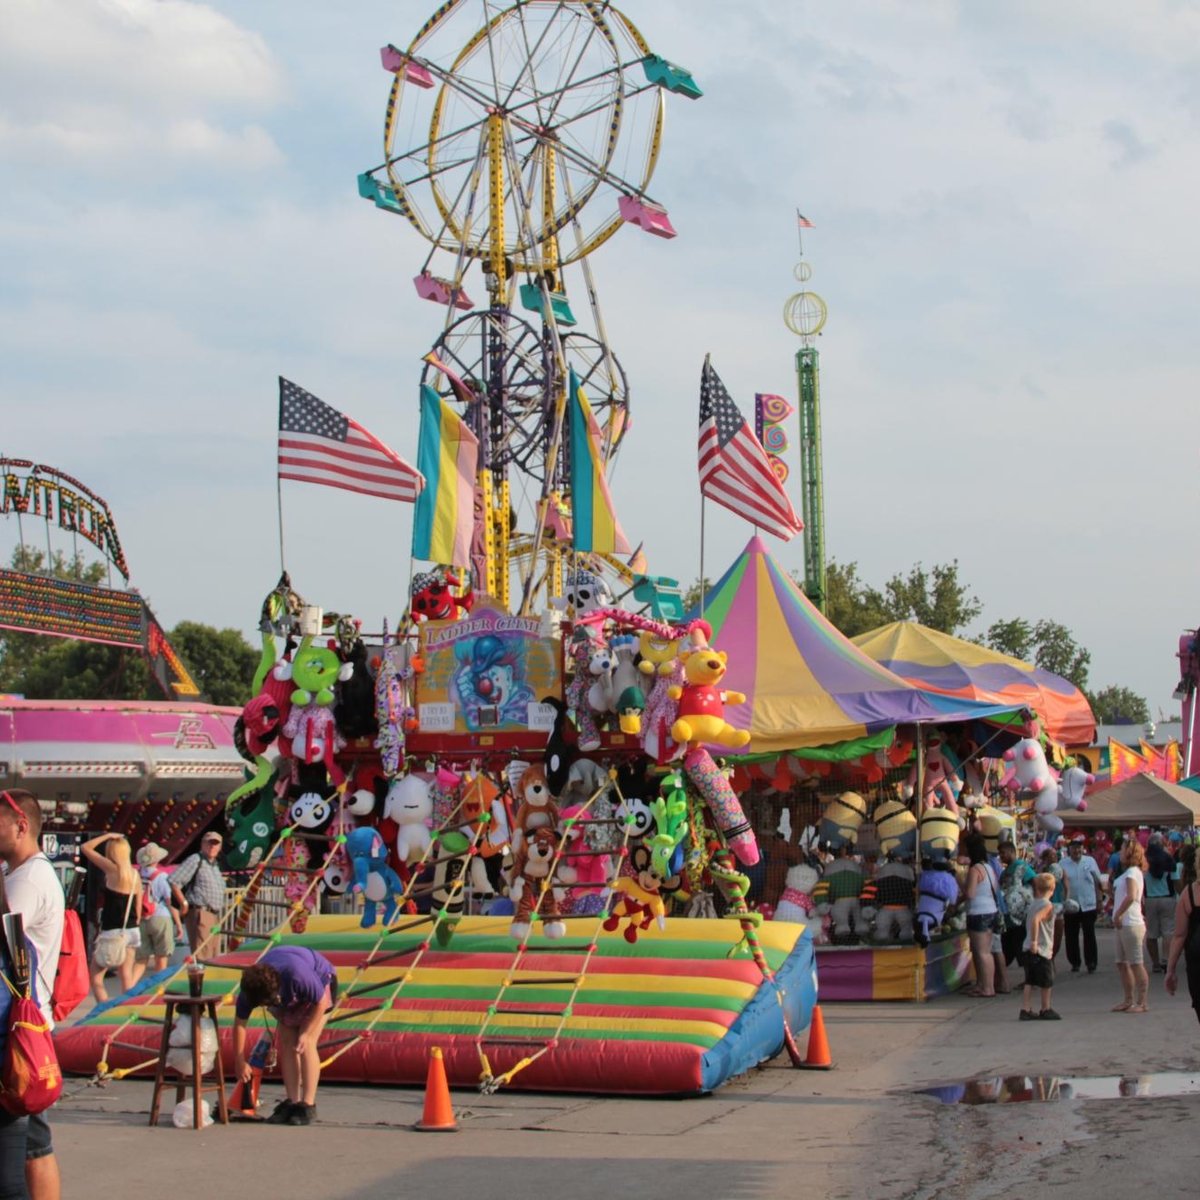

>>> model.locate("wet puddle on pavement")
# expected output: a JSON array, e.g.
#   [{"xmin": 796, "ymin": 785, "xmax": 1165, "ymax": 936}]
[{"xmin": 919, "ymin": 1072, "xmax": 1200, "ymax": 1104}]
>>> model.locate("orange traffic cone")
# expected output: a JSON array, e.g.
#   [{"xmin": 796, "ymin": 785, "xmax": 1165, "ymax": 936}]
[
  {"xmin": 800, "ymin": 1005, "xmax": 833, "ymax": 1070},
  {"xmin": 414, "ymin": 1046, "xmax": 458, "ymax": 1132}
]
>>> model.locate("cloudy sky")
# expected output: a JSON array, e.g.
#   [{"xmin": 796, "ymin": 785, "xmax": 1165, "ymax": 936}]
[{"xmin": 1, "ymin": 0, "xmax": 1196, "ymax": 715}]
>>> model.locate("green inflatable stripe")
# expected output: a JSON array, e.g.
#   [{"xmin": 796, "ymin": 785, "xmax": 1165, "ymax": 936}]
[
  {"xmin": 272, "ymin": 931, "xmax": 791, "ymax": 972},
  {"xmin": 374, "ymin": 983, "xmax": 745, "ymax": 1013}
]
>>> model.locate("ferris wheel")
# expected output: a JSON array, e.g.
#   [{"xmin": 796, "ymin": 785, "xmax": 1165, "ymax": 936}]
[{"xmin": 358, "ymin": 0, "xmax": 699, "ymax": 608}]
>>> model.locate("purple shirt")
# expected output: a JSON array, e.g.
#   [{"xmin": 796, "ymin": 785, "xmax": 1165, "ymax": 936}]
[{"xmin": 235, "ymin": 945, "xmax": 335, "ymax": 1020}]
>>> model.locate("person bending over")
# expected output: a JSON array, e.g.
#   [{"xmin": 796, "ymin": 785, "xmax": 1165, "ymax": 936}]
[{"xmin": 233, "ymin": 945, "xmax": 337, "ymax": 1126}]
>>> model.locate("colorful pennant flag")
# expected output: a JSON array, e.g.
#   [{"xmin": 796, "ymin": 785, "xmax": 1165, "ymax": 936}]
[
  {"xmin": 1139, "ymin": 740, "xmax": 1169, "ymax": 781},
  {"xmin": 1109, "ymin": 738, "xmax": 1152, "ymax": 786},
  {"xmin": 568, "ymin": 368, "xmax": 630, "ymax": 555},
  {"xmin": 422, "ymin": 350, "xmax": 479, "ymax": 409},
  {"xmin": 412, "ymin": 383, "xmax": 479, "ymax": 566},
  {"xmin": 698, "ymin": 360, "xmax": 803, "ymax": 541},
  {"xmin": 278, "ymin": 378, "xmax": 423, "ymax": 503},
  {"xmin": 1165, "ymin": 739, "xmax": 1183, "ymax": 783}
]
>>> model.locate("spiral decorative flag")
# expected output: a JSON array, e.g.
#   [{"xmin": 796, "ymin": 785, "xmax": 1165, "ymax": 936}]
[{"xmin": 754, "ymin": 392, "xmax": 794, "ymax": 494}]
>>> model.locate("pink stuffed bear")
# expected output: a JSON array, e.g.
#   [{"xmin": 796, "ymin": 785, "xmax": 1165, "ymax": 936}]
[{"xmin": 903, "ymin": 735, "xmax": 961, "ymax": 817}]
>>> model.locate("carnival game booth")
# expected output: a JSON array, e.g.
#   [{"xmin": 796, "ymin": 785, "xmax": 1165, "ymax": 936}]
[
  {"xmin": 690, "ymin": 538, "xmax": 1019, "ymax": 1001},
  {"xmin": 56, "ymin": 915, "xmax": 817, "ymax": 1096}
]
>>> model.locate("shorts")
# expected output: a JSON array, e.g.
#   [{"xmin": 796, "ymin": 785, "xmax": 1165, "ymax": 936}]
[
  {"xmin": 1144, "ymin": 896, "xmax": 1176, "ymax": 940},
  {"xmin": 1115, "ymin": 923, "xmax": 1146, "ymax": 965},
  {"xmin": 1023, "ymin": 953, "xmax": 1054, "ymax": 989},
  {"xmin": 967, "ymin": 913, "xmax": 998, "ymax": 934},
  {"xmin": 136, "ymin": 913, "xmax": 175, "ymax": 962},
  {"xmin": 27, "ymin": 1108, "xmax": 53, "ymax": 1160}
]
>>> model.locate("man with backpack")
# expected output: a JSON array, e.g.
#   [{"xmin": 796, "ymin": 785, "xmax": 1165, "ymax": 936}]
[{"xmin": 0, "ymin": 789, "xmax": 64, "ymax": 1200}]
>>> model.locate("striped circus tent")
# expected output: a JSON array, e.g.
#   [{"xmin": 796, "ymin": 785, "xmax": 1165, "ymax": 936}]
[
  {"xmin": 691, "ymin": 537, "xmax": 1016, "ymax": 754},
  {"xmin": 851, "ymin": 621, "xmax": 1096, "ymax": 746}
]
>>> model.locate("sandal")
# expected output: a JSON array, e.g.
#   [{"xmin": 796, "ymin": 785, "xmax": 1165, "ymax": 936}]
[
  {"xmin": 1128, "ymin": 1003, "xmax": 1148, "ymax": 1013},
  {"xmin": 1110, "ymin": 1001, "xmax": 1132, "ymax": 1012}
]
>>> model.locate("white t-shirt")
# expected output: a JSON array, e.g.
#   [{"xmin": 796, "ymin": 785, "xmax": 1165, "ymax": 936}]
[
  {"xmin": 5, "ymin": 853, "xmax": 66, "ymax": 1024},
  {"xmin": 1113, "ymin": 865, "xmax": 1145, "ymax": 928}
]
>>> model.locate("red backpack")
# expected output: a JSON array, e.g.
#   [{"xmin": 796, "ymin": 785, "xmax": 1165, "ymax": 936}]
[
  {"xmin": 51, "ymin": 910, "xmax": 89, "ymax": 1023},
  {"xmin": 0, "ymin": 986, "xmax": 63, "ymax": 1117}
]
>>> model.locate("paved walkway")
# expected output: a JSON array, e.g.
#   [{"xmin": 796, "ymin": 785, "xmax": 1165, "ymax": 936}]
[{"xmin": 52, "ymin": 929, "xmax": 1200, "ymax": 1199}]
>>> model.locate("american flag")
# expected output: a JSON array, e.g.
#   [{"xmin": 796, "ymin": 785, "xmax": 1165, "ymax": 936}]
[
  {"xmin": 698, "ymin": 360, "xmax": 803, "ymax": 541},
  {"xmin": 278, "ymin": 378, "xmax": 424, "ymax": 503},
  {"xmin": 796, "ymin": 210, "xmax": 815, "ymax": 229}
]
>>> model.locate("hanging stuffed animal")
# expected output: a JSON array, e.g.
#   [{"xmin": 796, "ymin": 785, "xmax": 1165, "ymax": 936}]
[
  {"xmin": 774, "ymin": 862, "xmax": 826, "ymax": 943},
  {"xmin": 565, "ymin": 628, "xmax": 604, "ymax": 752},
  {"xmin": 682, "ymin": 747, "xmax": 759, "ymax": 865},
  {"xmin": 603, "ymin": 844, "xmax": 671, "ymax": 944},
  {"xmin": 872, "ymin": 795, "xmax": 918, "ymax": 860},
  {"xmin": 860, "ymin": 855, "xmax": 916, "ymax": 943},
  {"xmin": 277, "ymin": 636, "xmax": 352, "ymax": 789},
  {"xmin": 384, "ymin": 774, "xmax": 433, "ymax": 864},
  {"xmin": 374, "ymin": 639, "xmax": 415, "ymax": 779},
  {"xmin": 345, "ymin": 826, "xmax": 406, "ymax": 928},
  {"xmin": 334, "ymin": 635, "xmax": 378, "ymax": 740},
  {"xmin": 668, "ymin": 629, "xmax": 751, "ymax": 750},
  {"xmin": 902, "ymin": 735, "xmax": 962, "ymax": 817},
  {"xmin": 914, "ymin": 861, "xmax": 960, "ymax": 947},
  {"xmin": 507, "ymin": 761, "xmax": 558, "ymax": 854},
  {"xmin": 409, "ymin": 568, "xmax": 473, "ymax": 624},
  {"xmin": 813, "ymin": 845, "xmax": 864, "ymax": 944},
  {"xmin": 556, "ymin": 801, "xmax": 612, "ymax": 915},
  {"xmin": 508, "ymin": 826, "xmax": 567, "ymax": 940},
  {"xmin": 638, "ymin": 629, "xmax": 685, "ymax": 762},
  {"xmin": 542, "ymin": 697, "xmax": 580, "ymax": 795}
]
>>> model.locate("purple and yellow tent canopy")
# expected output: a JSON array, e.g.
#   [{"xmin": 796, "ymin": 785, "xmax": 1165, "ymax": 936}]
[
  {"xmin": 851, "ymin": 621, "xmax": 1096, "ymax": 746},
  {"xmin": 692, "ymin": 538, "xmax": 1017, "ymax": 754}
]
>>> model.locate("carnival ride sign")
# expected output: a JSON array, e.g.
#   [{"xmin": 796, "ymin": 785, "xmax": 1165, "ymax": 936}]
[
  {"xmin": 411, "ymin": 606, "xmax": 561, "ymax": 752},
  {"xmin": 0, "ymin": 457, "xmax": 199, "ymax": 698}
]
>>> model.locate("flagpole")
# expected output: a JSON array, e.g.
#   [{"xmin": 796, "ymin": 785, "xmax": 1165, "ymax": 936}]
[
  {"xmin": 699, "ymin": 497, "xmax": 706, "ymax": 620},
  {"xmin": 275, "ymin": 377, "xmax": 287, "ymax": 573},
  {"xmin": 276, "ymin": 472, "xmax": 286, "ymax": 573}
]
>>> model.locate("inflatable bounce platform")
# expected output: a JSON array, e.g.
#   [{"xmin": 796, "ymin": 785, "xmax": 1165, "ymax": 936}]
[{"xmin": 56, "ymin": 916, "xmax": 817, "ymax": 1096}]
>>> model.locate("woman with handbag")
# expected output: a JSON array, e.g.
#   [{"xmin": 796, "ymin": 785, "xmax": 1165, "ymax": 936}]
[
  {"xmin": 82, "ymin": 833, "xmax": 142, "ymax": 1003},
  {"xmin": 962, "ymin": 832, "xmax": 1000, "ymax": 997}
]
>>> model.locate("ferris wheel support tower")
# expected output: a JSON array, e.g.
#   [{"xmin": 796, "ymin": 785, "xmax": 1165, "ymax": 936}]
[{"xmin": 783, "ymin": 238, "xmax": 829, "ymax": 612}]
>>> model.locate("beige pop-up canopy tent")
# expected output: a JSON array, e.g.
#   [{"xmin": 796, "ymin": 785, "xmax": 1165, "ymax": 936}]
[{"xmin": 1068, "ymin": 774, "xmax": 1200, "ymax": 828}]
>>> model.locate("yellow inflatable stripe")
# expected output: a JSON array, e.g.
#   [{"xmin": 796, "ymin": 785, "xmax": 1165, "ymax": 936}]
[
  {"xmin": 337, "ymin": 1009, "xmax": 731, "ymax": 1040},
  {"xmin": 285, "ymin": 914, "xmax": 805, "ymax": 955}
]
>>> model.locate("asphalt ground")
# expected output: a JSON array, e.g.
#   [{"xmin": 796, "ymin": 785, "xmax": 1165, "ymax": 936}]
[{"xmin": 50, "ymin": 927, "xmax": 1200, "ymax": 1200}]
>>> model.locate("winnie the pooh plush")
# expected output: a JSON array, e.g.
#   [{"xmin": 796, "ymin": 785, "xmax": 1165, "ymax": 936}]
[{"xmin": 667, "ymin": 630, "xmax": 750, "ymax": 749}]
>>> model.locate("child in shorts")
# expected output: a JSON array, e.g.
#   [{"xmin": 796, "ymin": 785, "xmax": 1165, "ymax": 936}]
[{"xmin": 1020, "ymin": 872, "xmax": 1060, "ymax": 1021}]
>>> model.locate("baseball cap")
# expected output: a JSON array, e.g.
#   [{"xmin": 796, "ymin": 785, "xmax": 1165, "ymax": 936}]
[
  {"xmin": 1070, "ymin": 835, "xmax": 1086, "ymax": 844},
  {"xmin": 202, "ymin": 831, "xmax": 223, "ymax": 845}
]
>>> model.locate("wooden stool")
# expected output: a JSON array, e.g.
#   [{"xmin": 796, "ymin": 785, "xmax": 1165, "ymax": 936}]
[{"xmin": 148, "ymin": 993, "xmax": 230, "ymax": 1129}]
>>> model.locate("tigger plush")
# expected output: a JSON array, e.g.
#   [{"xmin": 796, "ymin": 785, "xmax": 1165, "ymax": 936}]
[{"xmin": 508, "ymin": 826, "xmax": 566, "ymax": 940}]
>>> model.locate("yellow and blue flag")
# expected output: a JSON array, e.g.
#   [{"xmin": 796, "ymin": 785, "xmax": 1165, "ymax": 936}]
[
  {"xmin": 568, "ymin": 368, "xmax": 629, "ymax": 555},
  {"xmin": 412, "ymin": 383, "xmax": 478, "ymax": 566}
]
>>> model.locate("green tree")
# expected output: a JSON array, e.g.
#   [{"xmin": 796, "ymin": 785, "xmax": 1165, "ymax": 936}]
[
  {"xmin": 1030, "ymin": 619, "xmax": 1091, "ymax": 691},
  {"xmin": 985, "ymin": 618, "xmax": 1035, "ymax": 661},
  {"xmin": 682, "ymin": 577, "xmax": 712, "ymax": 613},
  {"xmin": 817, "ymin": 559, "xmax": 979, "ymax": 638},
  {"xmin": 1087, "ymin": 684, "xmax": 1149, "ymax": 725},
  {"xmin": 820, "ymin": 561, "xmax": 891, "ymax": 637},
  {"xmin": 169, "ymin": 621, "xmax": 259, "ymax": 706}
]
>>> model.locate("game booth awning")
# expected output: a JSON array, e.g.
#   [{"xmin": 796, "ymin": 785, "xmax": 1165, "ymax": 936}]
[
  {"xmin": 693, "ymin": 537, "xmax": 1019, "ymax": 754},
  {"xmin": 849, "ymin": 621, "xmax": 1096, "ymax": 746},
  {"xmin": 1064, "ymin": 773, "xmax": 1200, "ymax": 828}
]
